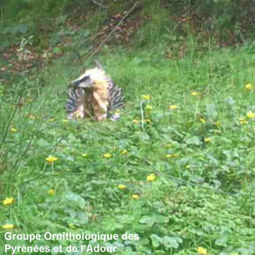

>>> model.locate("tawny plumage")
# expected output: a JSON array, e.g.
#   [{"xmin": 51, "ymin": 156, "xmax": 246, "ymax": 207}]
[{"xmin": 66, "ymin": 62, "xmax": 124, "ymax": 121}]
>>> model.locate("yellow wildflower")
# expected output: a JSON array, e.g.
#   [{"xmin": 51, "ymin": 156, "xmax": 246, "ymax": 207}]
[
  {"xmin": 247, "ymin": 111, "xmax": 255, "ymax": 119},
  {"xmin": 10, "ymin": 127, "xmax": 17, "ymax": 133},
  {"xmin": 147, "ymin": 174, "xmax": 157, "ymax": 182},
  {"xmin": 121, "ymin": 149, "xmax": 127, "ymax": 155},
  {"xmin": 132, "ymin": 119, "xmax": 139, "ymax": 124},
  {"xmin": 48, "ymin": 189, "xmax": 55, "ymax": 196},
  {"xmin": 103, "ymin": 153, "xmax": 112, "ymax": 158},
  {"xmin": 169, "ymin": 105, "xmax": 179, "ymax": 110},
  {"xmin": 45, "ymin": 156, "xmax": 58, "ymax": 163},
  {"xmin": 166, "ymin": 154, "xmax": 178, "ymax": 158},
  {"xmin": 49, "ymin": 118, "xmax": 55, "ymax": 122},
  {"xmin": 2, "ymin": 224, "xmax": 14, "ymax": 229},
  {"xmin": 142, "ymin": 95, "xmax": 151, "ymax": 100},
  {"xmin": 191, "ymin": 91, "xmax": 200, "ymax": 96},
  {"xmin": 199, "ymin": 118, "xmax": 206, "ymax": 123},
  {"xmin": 145, "ymin": 105, "xmax": 152, "ymax": 111},
  {"xmin": 81, "ymin": 153, "xmax": 88, "ymax": 157},
  {"xmin": 118, "ymin": 184, "xmax": 126, "ymax": 190},
  {"xmin": 245, "ymin": 83, "xmax": 253, "ymax": 90},
  {"xmin": 197, "ymin": 247, "xmax": 207, "ymax": 255},
  {"xmin": 204, "ymin": 137, "xmax": 213, "ymax": 143},
  {"xmin": 144, "ymin": 119, "xmax": 151, "ymax": 123},
  {"xmin": 3, "ymin": 197, "xmax": 15, "ymax": 206},
  {"xmin": 132, "ymin": 194, "xmax": 140, "ymax": 200}
]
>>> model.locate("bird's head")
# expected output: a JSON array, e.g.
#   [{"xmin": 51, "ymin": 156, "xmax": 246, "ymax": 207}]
[{"xmin": 71, "ymin": 61, "xmax": 108, "ymax": 89}]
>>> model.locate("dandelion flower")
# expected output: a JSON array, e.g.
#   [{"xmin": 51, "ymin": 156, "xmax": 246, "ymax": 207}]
[
  {"xmin": 245, "ymin": 83, "xmax": 253, "ymax": 90},
  {"xmin": 199, "ymin": 118, "xmax": 206, "ymax": 123},
  {"xmin": 191, "ymin": 91, "xmax": 200, "ymax": 96},
  {"xmin": 197, "ymin": 247, "xmax": 207, "ymax": 255},
  {"xmin": 132, "ymin": 119, "xmax": 139, "ymax": 124},
  {"xmin": 145, "ymin": 105, "xmax": 152, "ymax": 111},
  {"xmin": 118, "ymin": 184, "xmax": 126, "ymax": 190},
  {"xmin": 45, "ymin": 156, "xmax": 58, "ymax": 163},
  {"xmin": 2, "ymin": 224, "xmax": 14, "ymax": 229},
  {"xmin": 10, "ymin": 127, "xmax": 17, "ymax": 133},
  {"xmin": 147, "ymin": 174, "xmax": 157, "ymax": 182},
  {"xmin": 132, "ymin": 194, "xmax": 140, "ymax": 200},
  {"xmin": 3, "ymin": 197, "xmax": 15, "ymax": 206},
  {"xmin": 166, "ymin": 154, "xmax": 178, "ymax": 158},
  {"xmin": 121, "ymin": 149, "xmax": 127, "ymax": 155},
  {"xmin": 48, "ymin": 189, "xmax": 55, "ymax": 196},
  {"xmin": 204, "ymin": 137, "xmax": 213, "ymax": 143},
  {"xmin": 169, "ymin": 105, "xmax": 179, "ymax": 110},
  {"xmin": 247, "ymin": 111, "xmax": 255, "ymax": 119},
  {"xmin": 142, "ymin": 95, "xmax": 151, "ymax": 100},
  {"xmin": 81, "ymin": 153, "xmax": 88, "ymax": 157},
  {"xmin": 103, "ymin": 153, "xmax": 112, "ymax": 158}
]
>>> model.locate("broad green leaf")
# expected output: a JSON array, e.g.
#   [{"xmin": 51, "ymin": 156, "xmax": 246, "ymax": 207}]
[
  {"xmin": 150, "ymin": 234, "xmax": 161, "ymax": 248},
  {"xmin": 162, "ymin": 236, "xmax": 182, "ymax": 249},
  {"xmin": 139, "ymin": 216, "xmax": 156, "ymax": 227}
]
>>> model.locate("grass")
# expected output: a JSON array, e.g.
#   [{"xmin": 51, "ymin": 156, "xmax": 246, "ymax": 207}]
[{"xmin": 1, "ymin": 43, "xmax": 255, "ymax": 255}]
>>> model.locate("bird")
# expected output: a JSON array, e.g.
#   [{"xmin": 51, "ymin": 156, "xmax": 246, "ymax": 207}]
[{"xmin": 66, "ymin": 61, "xmax": 124, "ymax": 121}]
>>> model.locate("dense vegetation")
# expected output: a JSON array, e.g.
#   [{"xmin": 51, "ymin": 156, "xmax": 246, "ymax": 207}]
[{"xmin": 1, "ymin": 1, "xmax": 255, "ymax": 255}]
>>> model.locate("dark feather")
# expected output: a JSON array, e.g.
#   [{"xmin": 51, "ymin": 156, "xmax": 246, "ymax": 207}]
[{"xmin": 66, "ymin": 87, "xmax": 84, "ymax": 113}]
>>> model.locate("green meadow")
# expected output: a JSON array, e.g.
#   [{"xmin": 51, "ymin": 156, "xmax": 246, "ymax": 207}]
[{"xmin": 1, "ymin": 1, "xmax": 255, "ymax": 254}]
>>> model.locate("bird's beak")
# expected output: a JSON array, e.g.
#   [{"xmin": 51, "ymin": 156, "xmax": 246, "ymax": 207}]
[{"xmin": 70, "ymin": 79, "xmax": 80, "ymax": 87}]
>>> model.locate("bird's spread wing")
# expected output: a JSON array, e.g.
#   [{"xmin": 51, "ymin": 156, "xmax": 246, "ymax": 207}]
[
  {"xmin": 107, "ymin": 80, "xmax": 125, "ymax": 111},
  {"xmin": 66, "ymin": 87, "xmax": 85, "ymax": 114}
]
